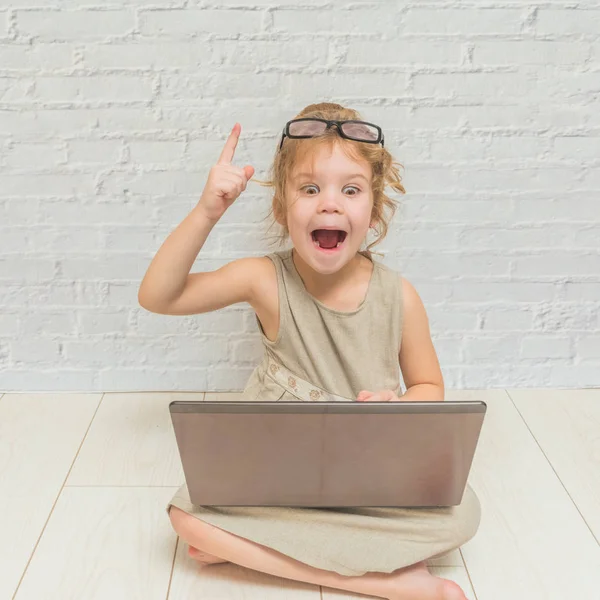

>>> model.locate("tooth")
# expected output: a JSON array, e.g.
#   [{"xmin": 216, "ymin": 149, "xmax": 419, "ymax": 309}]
[{"xmin": 336, "ymin": 242, "xmax": 341, "ymax": 247}]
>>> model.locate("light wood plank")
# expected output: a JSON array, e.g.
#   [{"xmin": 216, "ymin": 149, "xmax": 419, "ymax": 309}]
[
  {"xmin": 508, "ymin": 389, "xmax": 600, "ymax": 543},
  {"xmin": 14, "ymin": 487, "xmax": 178, "ymax": 600},
  {"xmin": 320, "ymin": 585, "xmax": 380, "ymax": 599},
  {"xmin": 169, "ymin": 537, "xmax": 320, "ymax": 598},
  {"xmin": 67, "ymin": 392, "xmax": 203, "ymax": 487},
  {"xmin": 0, "ymin": 393, "xmax": 100, "ymax": 600},
  {"xmin": 321, "ymin": 587, "xmax": 381, "ymax": 600},
  {"xmin": 448, "ymin": 389, "xmax": 600, "ymax": 599},
  {"xmin": 426, "ymin": 549, "xmax": 463, "ymax": 567}
]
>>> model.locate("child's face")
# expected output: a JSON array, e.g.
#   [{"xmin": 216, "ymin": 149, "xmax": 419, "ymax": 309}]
[{"xmin": 283, "ymin": 143, "xmax": 373, "ymax": 274}]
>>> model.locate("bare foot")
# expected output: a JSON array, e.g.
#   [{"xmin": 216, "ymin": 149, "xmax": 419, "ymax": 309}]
[
  {"xmin": 385, "ymin": 561, "xmax": 468, "ymax": 600},
  {"xmin": 187, "ymin": 545, "xmax": 229, "ymax": 565}
]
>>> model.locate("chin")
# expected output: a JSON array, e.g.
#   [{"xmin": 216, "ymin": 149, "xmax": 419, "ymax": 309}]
[{"xmin": 294, "ymin": 241, "xmax": 354, "ymax": 275}]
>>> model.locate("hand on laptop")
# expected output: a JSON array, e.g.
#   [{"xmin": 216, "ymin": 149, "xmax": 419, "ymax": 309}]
[{"xmin": 356, "ymin": 389, "xmax": 400, "ymax": 402}]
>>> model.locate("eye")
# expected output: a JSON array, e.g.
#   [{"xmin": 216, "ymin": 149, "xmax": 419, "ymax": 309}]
[
  {"xmin": 300, "ymin": 185, "xmax": 361, "ymax": 195},
  {"xmin": 301, "ymin": 185, "xmax": 318, "ymax": 195}
]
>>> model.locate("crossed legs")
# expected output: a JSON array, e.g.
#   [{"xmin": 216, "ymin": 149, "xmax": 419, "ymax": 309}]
[{"xmin": 168, "ymin": 506, "xmax": 467, "ymax": 600}]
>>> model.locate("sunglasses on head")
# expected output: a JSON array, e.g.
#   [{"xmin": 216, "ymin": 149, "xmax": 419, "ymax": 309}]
[{"xmin": 279, "ymin": 118, "xmax": 385, "ymax": 150}]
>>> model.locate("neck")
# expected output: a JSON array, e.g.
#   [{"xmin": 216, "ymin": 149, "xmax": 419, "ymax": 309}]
[{"xmin": 291, "ymin": 248, "xmax": 369, "ymax": 297}]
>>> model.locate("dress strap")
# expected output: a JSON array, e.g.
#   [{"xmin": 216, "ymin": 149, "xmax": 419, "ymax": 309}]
[{"xmin": 265, "ymin": 354, "xmax": 354, "ymax": 402}]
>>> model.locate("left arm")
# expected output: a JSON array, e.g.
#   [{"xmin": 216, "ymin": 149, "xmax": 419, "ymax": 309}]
[
  {"xmin": 398, "ymin": 277, "xmax": 444, "ymax": 401},
  {"xmin": 357, "ymin": 277, "xmax": 444, "ymax": 402}
]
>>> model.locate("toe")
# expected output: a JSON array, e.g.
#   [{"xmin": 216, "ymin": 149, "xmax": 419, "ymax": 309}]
[
  {"xmin": 188, "ymin": 545, "xmax": 228, "ymax": 565},
  {"xmin": 442, "ymin": 579, "xmax": 467, "ymax": 600}
]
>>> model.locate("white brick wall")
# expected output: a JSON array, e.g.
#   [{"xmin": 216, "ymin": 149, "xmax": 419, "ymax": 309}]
[{"xmin": 1, "ymin": 2, "xmax": 599, "ymax": 392}]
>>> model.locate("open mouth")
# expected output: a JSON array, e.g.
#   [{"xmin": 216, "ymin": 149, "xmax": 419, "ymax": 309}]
[{"xmin": 311, "ymin": 229, "xmax": 348, "ymax": 251}]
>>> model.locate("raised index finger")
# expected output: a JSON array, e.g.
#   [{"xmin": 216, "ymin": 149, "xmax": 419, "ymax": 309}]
[{"xmin": 217, "ymin": 123, "xmax": 240, "ymax": 165}]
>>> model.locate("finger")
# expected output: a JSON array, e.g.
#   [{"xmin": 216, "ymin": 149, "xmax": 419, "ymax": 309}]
[
  {"xmin": 213, "ymin": 169, "xmax": 248, "ymax": 198},
  {"xmin": 221, "ymin": 166, "xmax": 248, "ymax": 183},
  {"xmin": 220, "ymin": 174, "xmax": 245, "ymax": 188},
  {"xmin": 218, "ymin": 177, "xmax": 245, "ymax": 200},
  {"xmin": 237, "ymin": 165, "xmax": 254, "ymax": 190},
  {"xmin": 356, "ymin": 390, "xmax": 373, "ymax": 401},
  {"xmin": 361, "ymin": 392, "xmax": 382, "ymax": 402},
  {"xmin": 244, "ymin": 165, "xmax": 255, "ymax": 181},
  {"xmin": 217, "ymin": 123, "xmax": 241, "ymax": 165},
  {"xmin": 366, "ymin": 390, "xmax": 394, "ymax": 402}
]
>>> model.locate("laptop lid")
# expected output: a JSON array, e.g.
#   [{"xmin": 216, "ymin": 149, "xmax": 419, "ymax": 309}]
[{"xmin": 170, "ymin": 400, "xmax": 486, "ymax": 508}]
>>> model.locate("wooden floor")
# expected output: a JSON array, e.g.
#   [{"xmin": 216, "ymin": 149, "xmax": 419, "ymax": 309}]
[{"xmin": 1, "ymin": 389, "xmax": 599, "ymax": 600}]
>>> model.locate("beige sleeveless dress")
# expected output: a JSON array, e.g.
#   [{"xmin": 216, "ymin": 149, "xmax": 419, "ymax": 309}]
[{"xmin": 166, "ymin": 248, "xmax": 481, "ymax": 576}]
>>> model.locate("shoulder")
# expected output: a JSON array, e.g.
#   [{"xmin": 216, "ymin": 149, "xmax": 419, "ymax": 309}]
[
  {"xmin": 400, "ymin": 276, "xmax": 421, "ymax": 307},
  {"xmin": 398, "ymin": 276, "xmax": 433, "ymax": 340},
  {"xmin": 246, "ymin": 249, "xmax": 294, "ymax": 302},
  {"xmin": 370, "ymin": 257, "xmax": 405, "ymax": 298},
  {"xmin": 247, "ymin": 255, "xmax": 279, "ymax": 310},
  {"xmin": 374, "ymin": 261, "xmax": 426, "ymax": 318},
  {"xmin": 213, "ymin": 255, "xmax": 277, "ymax": 307},
  {"xmin": 221, "ymin": 255, "xmax": 275, "ymax": 283},
  {"xmin": 399, "ymin": 276, "xmax": 429, "ymax": 318},
  {"xmin": 248, "ymin": 256, "xmax": 277, "ymax": 294}
]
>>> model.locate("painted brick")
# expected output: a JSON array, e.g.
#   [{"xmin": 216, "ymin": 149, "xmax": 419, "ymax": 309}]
[{"xmin": 0, "ymin": 4, "xmax": 597, "ymax": 392}]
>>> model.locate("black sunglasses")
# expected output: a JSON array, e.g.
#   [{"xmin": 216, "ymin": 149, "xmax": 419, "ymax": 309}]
[{"xmin": 279, "ymin": 118, "xmax": 385, "ymax": 150}]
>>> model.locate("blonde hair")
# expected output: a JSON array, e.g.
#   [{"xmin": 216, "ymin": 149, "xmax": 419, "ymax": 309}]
[{"xmin": 252, "ymin": 102, "xmax": 406, "ymax": 257}]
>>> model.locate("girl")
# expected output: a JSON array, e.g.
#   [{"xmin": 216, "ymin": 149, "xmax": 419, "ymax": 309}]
[{"xmin": 138, "ymin": 103, "xmax": 480, "ymax": 600}]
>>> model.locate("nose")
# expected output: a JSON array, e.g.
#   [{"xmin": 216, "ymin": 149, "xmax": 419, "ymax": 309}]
[{"xmin": 317, "ymin": 187, "xmax": 344, "ymax": 214}]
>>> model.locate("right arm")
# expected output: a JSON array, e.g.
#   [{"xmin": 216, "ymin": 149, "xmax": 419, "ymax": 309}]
[
  {"xmin": 137, "ymin": 207, "xmax": 263, "ymax": 315},
  {"xmin": 137, "ymin": 122, "xmax": 260, "ymax": 316}
]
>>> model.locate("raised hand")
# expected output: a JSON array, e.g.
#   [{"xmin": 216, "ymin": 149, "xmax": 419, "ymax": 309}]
[{"xmin": 196, "ymin": 123, "xmax": 255, "ymax": 222}]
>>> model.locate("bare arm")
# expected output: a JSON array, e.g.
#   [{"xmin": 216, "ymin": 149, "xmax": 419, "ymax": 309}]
[
  {"xmin": 138, "ymin": 122, "xmax": 257, "ymax": 315},
  {"xmin": 356, "ymin": 277, "xmax": 445, "ymax": 403},
  {"xmin": 400, "ymin": 383, "xmax": 444, "ymax": 401},
  {"xmin": 398, "ymin": 277, "xmax": 445, "ymax": 401},
  {"xmin": 137, "ymin": 207, "xmax": 218, "ymax": 312}
]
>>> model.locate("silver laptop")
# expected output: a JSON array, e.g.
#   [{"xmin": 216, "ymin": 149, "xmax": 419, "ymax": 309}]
[{"xmin": 169, "ymin": 400, "xmax": 486, "ymax": 508}]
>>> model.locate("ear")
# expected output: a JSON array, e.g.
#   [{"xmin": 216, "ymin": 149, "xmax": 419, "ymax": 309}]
[
  {"xmin": 275, "ymin": 211, "xmax": 286, "ymax": 227},
  {"xmin": 273, "ymin": 200, "xmax": 286, "ymax": 227}
]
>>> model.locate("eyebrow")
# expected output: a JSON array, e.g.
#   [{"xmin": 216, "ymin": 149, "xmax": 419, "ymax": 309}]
[{"xmin": 293, "ymin": 172, "xmax": 370, "ymax": 183}]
